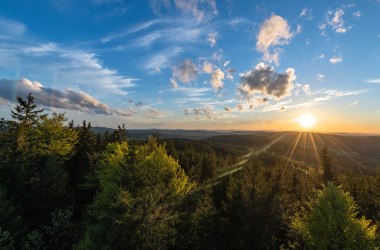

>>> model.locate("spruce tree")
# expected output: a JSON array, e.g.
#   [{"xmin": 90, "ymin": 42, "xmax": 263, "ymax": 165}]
[
  {"xmin": 319, "ymin": 145, "xmax": 334, "ymax": 183},
  {"xmin": 291, "ymin": 183, "xmax": 377, "ymax": 249}
]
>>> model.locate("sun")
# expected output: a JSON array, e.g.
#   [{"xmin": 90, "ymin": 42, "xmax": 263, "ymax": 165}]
[{"xmin": 297, "ymin": 114, "xmax": 316, "ymax": 129}]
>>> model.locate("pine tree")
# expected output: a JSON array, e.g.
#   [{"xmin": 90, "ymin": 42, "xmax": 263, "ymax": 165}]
[
  {"xmin": 10, "ymin": 93, "xmax": 45, "ymax": 150},
  {"xmin": 319, "ymin": 145, "xmax": 334, "ymax": 183},
  {"xmin": 291, "ymin": 183, "xmax": 377, "ymax": 249},
  {"xmin": 11, "ymin": 93, "xmax": 45, "ymax": 127}
]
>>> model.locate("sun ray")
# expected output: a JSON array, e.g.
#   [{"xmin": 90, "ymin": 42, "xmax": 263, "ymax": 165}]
[
  {"xmin": 308, "ymin": 132, "xmax": 321, "ymax": 168},
  {"xmin": 285, "ymin": 131, "xmax": 303, "ymax": 167}
]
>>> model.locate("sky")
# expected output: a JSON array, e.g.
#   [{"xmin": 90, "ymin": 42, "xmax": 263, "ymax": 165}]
[{"xmin": 0, "ymin": 0, "xmax": 380, "ymax": 133}]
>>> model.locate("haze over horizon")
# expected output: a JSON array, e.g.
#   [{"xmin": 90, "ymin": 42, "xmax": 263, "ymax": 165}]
[{"xmin": 1, "ymin": 0, "xmax": 380, "ymax": 133}]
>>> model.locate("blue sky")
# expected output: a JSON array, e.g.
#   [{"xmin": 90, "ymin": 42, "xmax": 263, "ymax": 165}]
[{"xmin": 0, "ymin": 0, "xmax": 380, "ymax": 132}]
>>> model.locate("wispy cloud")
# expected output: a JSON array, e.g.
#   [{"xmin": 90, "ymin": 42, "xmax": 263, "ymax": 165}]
[
  {"xmin": 256, "ymin": 14, "xmax": 293, "ymax": 64},
  {"xmin": 150, "ymin": 0, "xmax": 218, "ymax": 22},
  {"xmin": 0, "ymin": 17, "xmax": 26, "ymax": 37},
  {"xmin": 299, "ymin": 8, "xmax": 313, "ymax": 20},
  {"xmin": 317, "ymin": 74, "xmax": 325, "ymax": 81},
  {"xmin": 207, "ymin": 31, "xmax": 217, "ymax": 47},
  {"xmin": 145, "ymin": 47, "xmax": 183, "ymax": 73},
  {"xmin": 0, "ymin": 18, "xmax": 137, "ymax": 96},
  {"xmin": 319, "ymin": 5, "xmax": 358, "ymax": 35},
  {"xmin": 348, "ymin": 100, "xmax": 358, "ymax": 106},
  {"xmin": 365, "ymin": 78, "xmax": 380, "ymax": 84},
  {"xmin": 172, "ymin": 86, "xmax": 211, "ymax": 97},
  {"xmin": 329, "ymin": 56, "xmax": 343, "ymax": 64},
  {"xmin": 101, "ymin": 19, "xmax": 165, "ymax": 43}
]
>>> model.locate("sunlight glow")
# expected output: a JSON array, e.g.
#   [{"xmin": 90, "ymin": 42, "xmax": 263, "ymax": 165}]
[{"xmin": 297, "ymin": 114, "xmax": 316, "ymax": 129}]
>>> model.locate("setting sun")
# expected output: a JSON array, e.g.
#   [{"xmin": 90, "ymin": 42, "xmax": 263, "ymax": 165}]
[{"xmin": 297, "ymin": 114, "xmax": 316, "ymax": 129}]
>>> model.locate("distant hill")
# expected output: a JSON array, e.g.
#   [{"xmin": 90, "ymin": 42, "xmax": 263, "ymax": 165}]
[
  {"xmin": 92, "ymin": 127, "xmax": 257, "ymax": 140},
  {"xmin": 92, "ymin": 127, "xmax": 380, "ymax": 173},
  {"xmin": 205, "ymin": 131, "xmax": 380, "ymax": 174}
]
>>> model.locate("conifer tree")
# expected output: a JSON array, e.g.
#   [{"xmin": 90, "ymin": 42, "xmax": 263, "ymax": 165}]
[
  {"xmin": 319, "ymin": 145, "xmax": 334, "ymax": 183},
  {"xmin": 291, "ymin": 183, "xmax": 377, "ymax": 249}
]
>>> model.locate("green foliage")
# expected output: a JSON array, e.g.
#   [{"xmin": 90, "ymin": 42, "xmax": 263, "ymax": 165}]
[
  {"xmin": 32, "ymin": 113, "xmax": 78, "ymax": 159},
  {"xmin": 177, "ymin": 188, "xmax": 221, "ymax": 249},
  {"xmin": 0, "ymin": 187, "xmax": 22, "ymax": 237},
  {"xmin": 43, "ymin": 208, "xmax": 79, "ymax": 250},
  {"xmin": 291, "ymin": 182, "xmax": 377, "ymax": 249},
  {"xmin": 319, "ymin": 145, "xmax": 335, "ymax": 183},
  {"xmin": 0, "ymin": 227, "xmax": 15, "ymax": 250},
  {"xmin": 79, "ymin": 139, "xmax": 192, "ymax": 249},
  {"xmin": 22, "ymin": 230, "xmax": 45, "ymax": 250}
]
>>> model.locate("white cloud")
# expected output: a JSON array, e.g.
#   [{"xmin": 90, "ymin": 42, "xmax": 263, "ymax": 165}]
[
  {"xmin": 0, "ymin": 17, "xmax": 26, "ymax": 37},
  {"xmin": 348, "ymin": 100, "xmax": 358, "ymax": 106},
  {"xmin": 318, "ymin": 54, "xmax": 325, "ymax": 59},
  {"xmin": 239, "ymin": 63, "xmax": 295, "ymax": 99},
  {"xmin": 303, "ymin": 84, "xmax": 311, "ymax": 95},
  {"xmin": 170, "ymin": 77, "xmax": 178, "ymax": 88},
  {"xmin": 256, "ymin": 15, "xmax": 293, "ymax": 64},
  {"xmin": 296, "ymin": 24, "xmax": 302, "ymax": 34},
  {"xmin": 313, "ymin": 89, "xmax": 365, "ymax": 102},
  {"xmin": 321, "ymin": 6, "xmax": 356, "ymax": 35},
  {"xmin": 299, "ymin": 8, "xmax": 313, "ymax": 19},
  {"xmin": 174, "ymin": 0, "xmax": 218, "ymax": 22},
  {"xmin": 150, "ymin": 0, "xmax": 217, "ymax": 22},
  {"xmin": 353, "ymin": 11, "xmax": 361, "ymax": 18},
  {"xmin": 145, "ymin": 47, "xmax": 183, "ymax": 73},
  {"xmin": 366, "ymin": 78, "xmax": 380, "ymax": 84},
  {"xmin": 23, "ymin": 43, "xmax": 58, "ymax": 56},
  {"xmin": 329, "ymin": 57, "xmax": 343, "ymax": 64},
  {"xmin": 317, "ymin": 74, "xmax": 325, "ymax": 81},
  {"xmin": 172, "ymin": 86, "xmax": 211, "ymax": 97},
  {"xmin": 211, "ymin": 68, "xmax": 224, "ymax": 89},
  {"xmin": 207, "ymin": 31, "xmax": 217, "ymax": 47},
  {"xmin": 223, "ymin": 60, "xmax": 230, "ymax": 67},
  {"xmin": 173, "ymin": 59, "xmax": 198, "ymax": 83},
  {"xmin": 202, "ymin": 61, "xmax": 213, "ymax": 73}
]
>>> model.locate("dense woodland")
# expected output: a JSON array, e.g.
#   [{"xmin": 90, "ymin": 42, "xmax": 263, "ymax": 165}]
[{"xmin": 0, "ymin": 94, "xmax": 379, "ymax": 249}]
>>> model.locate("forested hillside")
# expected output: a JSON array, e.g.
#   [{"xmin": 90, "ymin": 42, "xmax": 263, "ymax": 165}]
[{"xmin": 1, "ymin": 94, "xmax": 379, "ymax": 249}]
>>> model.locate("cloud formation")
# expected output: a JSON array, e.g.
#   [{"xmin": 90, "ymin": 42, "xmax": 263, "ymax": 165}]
[
  {"xmin": 256, "ymin": 15, "xmax": 293, "ymax": 64},
  {"xmin": 316, "ymin": 74, "xmax": 325, "ymax": 81},
  {"xmin": 184, "ymin": 106, "xmax": 215, "ymax": 119},
  {"xmin": 238, "ymin": 63, "xmax": 295, "ymax": 99},
  {"xmin": 173, "ymin": 59, "xmax": 198, "ymax": 83},
  {"xmin": 0, "ymin": 78, "xmax": 133, "ymax": 117},
  {"xmin": 207, "ymin": 31, "xmax": 217, "ymax": 47},
  {"xmin": 211, "ymin": 68, "xmax": 224, "ymax": 89},
  {"xmin": 150, "ymin": 0, "xmax": 217, "ymax": 22},
  {"xmin": 145, "ymin": 47, "xmax": 183, "ymax": 73},
  {"xmin": 202, "ymin": 61, "xmax": 213, "ymax": 73},
  {"xmin": 365, "ymin": 78, "xmax": 380, "ymax": 84},
  {"xmin": 20, "ymin": 43, "xmax": 136, "ymax": 95},
  {"xmin": 320, "ymin": 6, "xmax": 357, "ymax": 35},
  {"xmin": 303, "ymin": 84, "xmax": 311, "ymax": 95},
  {"xmin": 299, "ymin": 8, "xmax": 313, "ymax": 19},
  {"xmin": 329, "ymin": 57, "xmax": 343, "ymax": 64},
  {"xmin": 224, "ymin": 107, "xmax": 233, "ymax": 112}
]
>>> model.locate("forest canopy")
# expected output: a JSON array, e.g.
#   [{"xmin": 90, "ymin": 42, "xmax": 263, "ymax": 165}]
[{"xmin": 0, "ymin": 94, "xmax": 379, "ymax": 249}]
